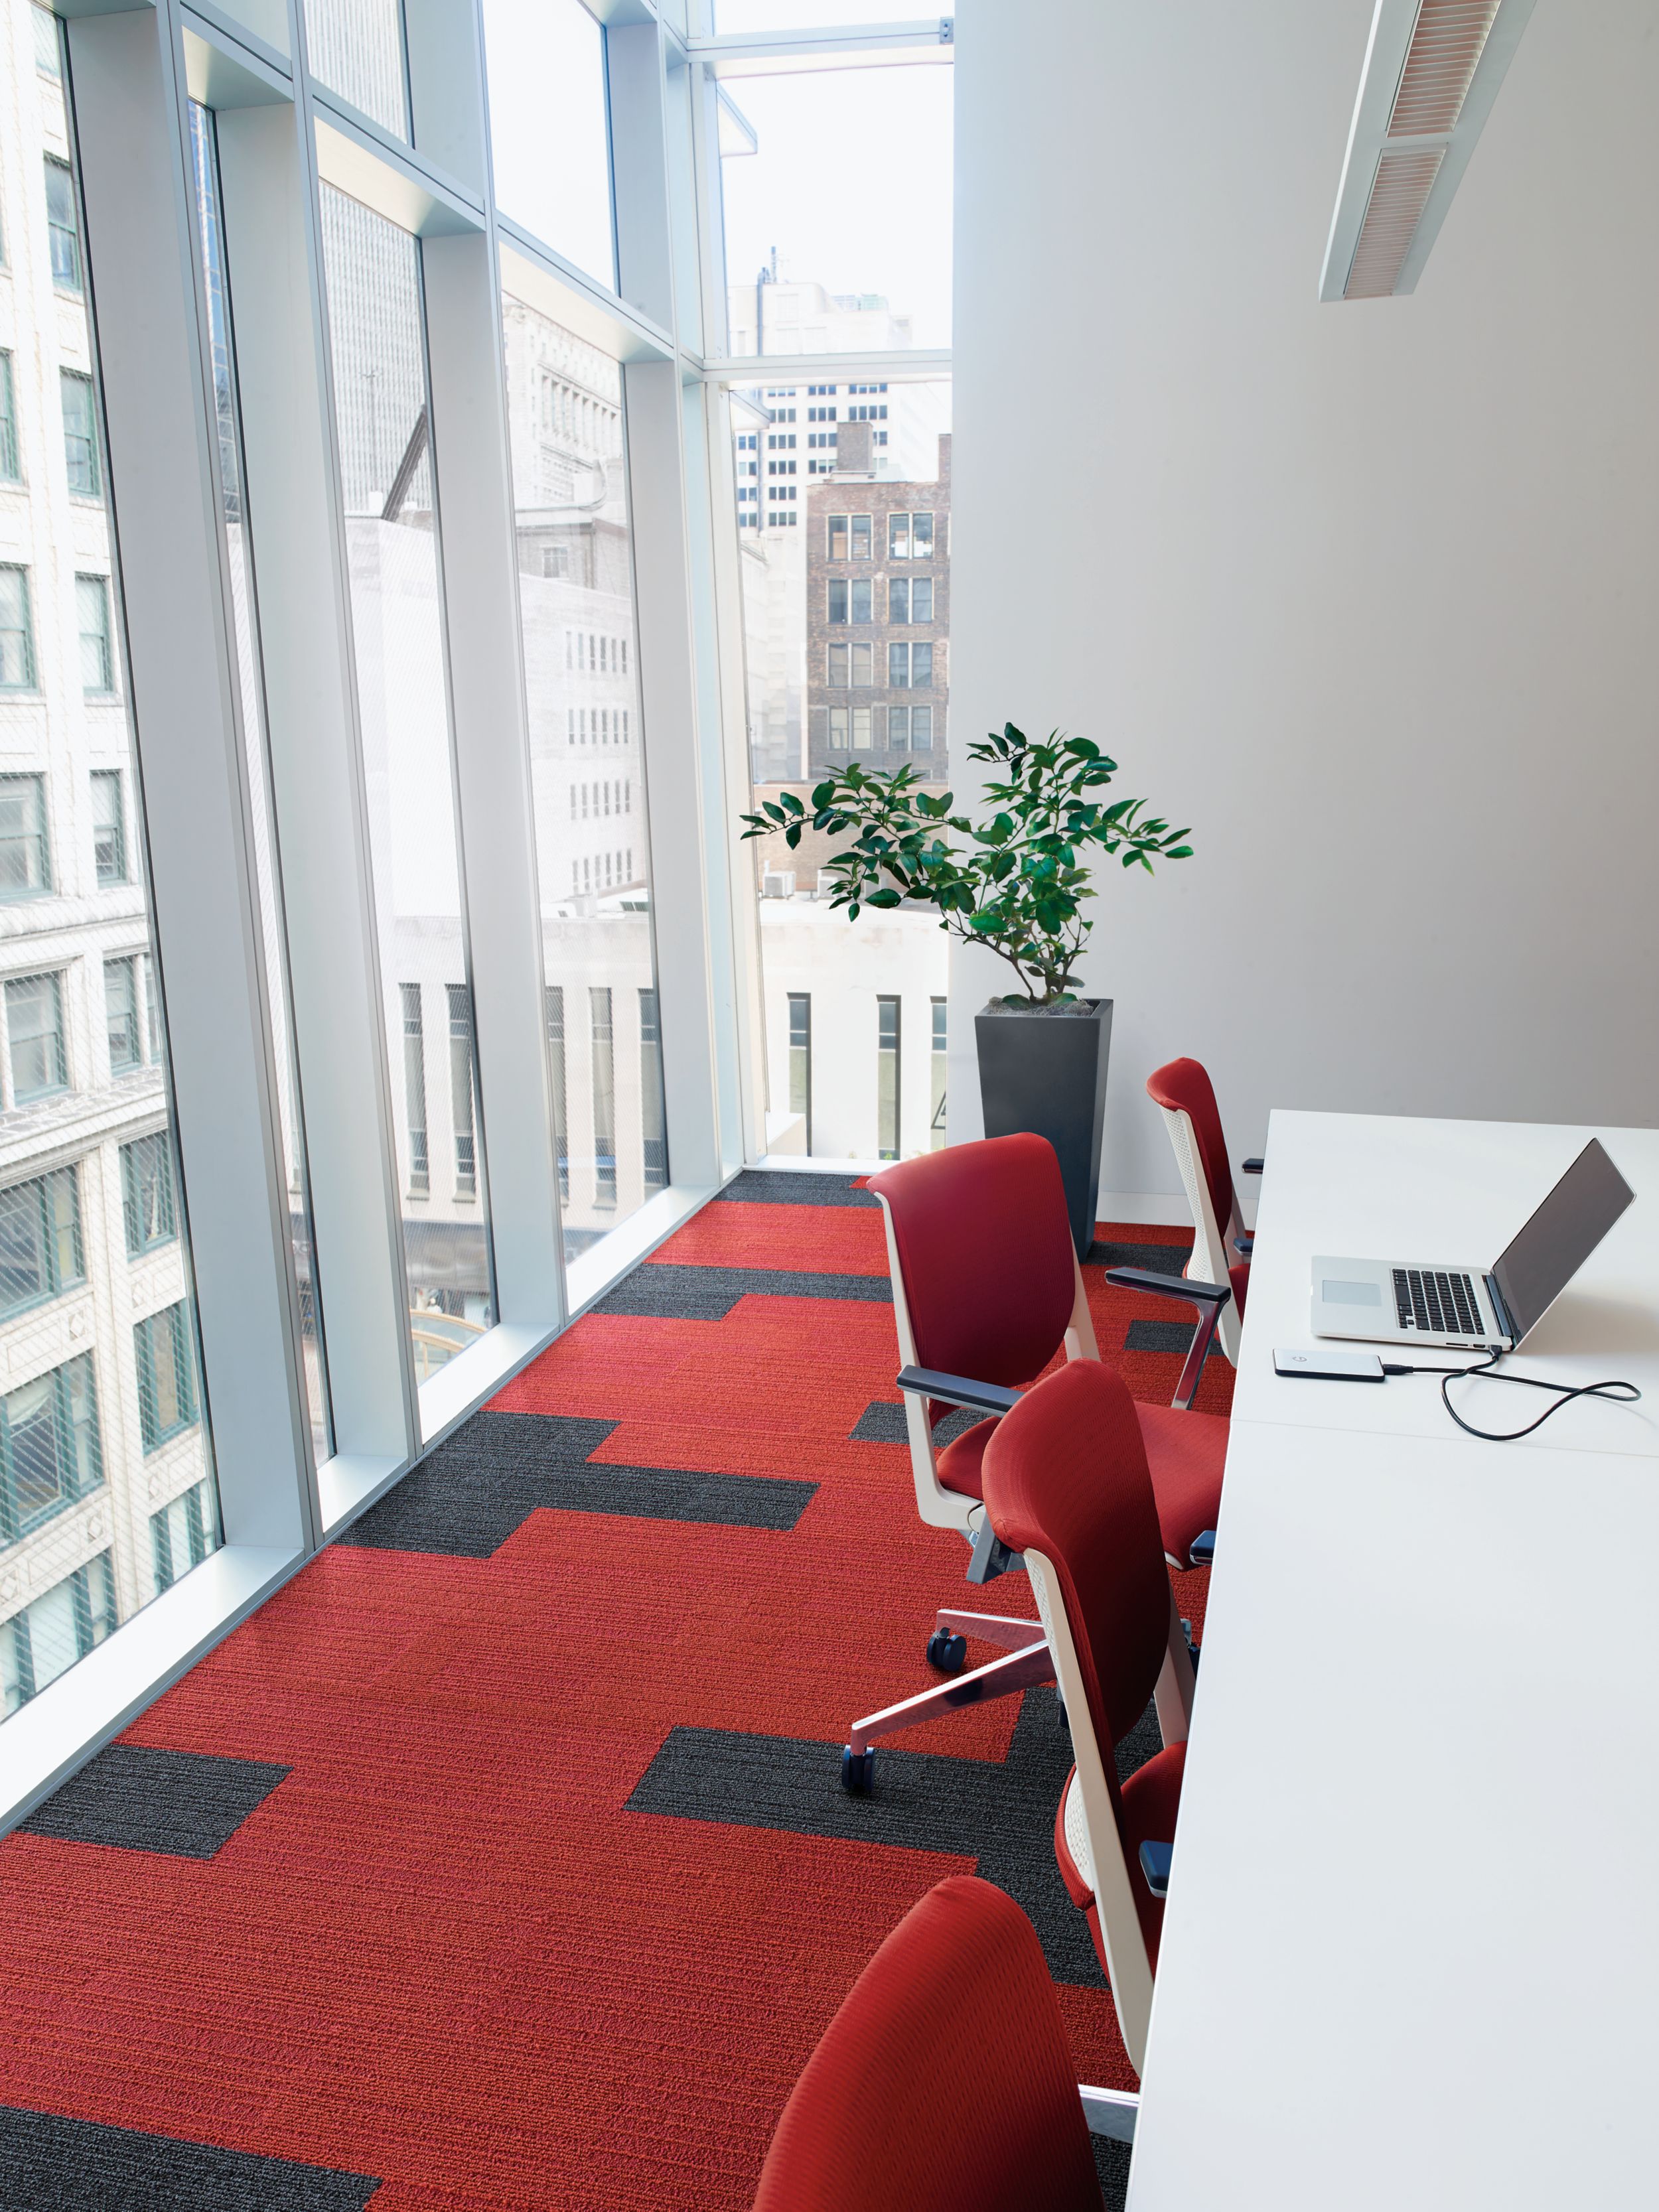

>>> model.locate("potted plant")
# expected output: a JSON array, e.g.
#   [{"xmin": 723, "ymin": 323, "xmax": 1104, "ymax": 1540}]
[{"xmin": 741, "ymin": 725, "xmax": 1193, "ymax": 1254}]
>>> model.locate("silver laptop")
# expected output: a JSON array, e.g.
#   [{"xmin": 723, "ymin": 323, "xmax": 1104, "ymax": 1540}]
[{"xmin": 1311, "ymin": 1139, "xmax": 1634, "ymax": 1352}]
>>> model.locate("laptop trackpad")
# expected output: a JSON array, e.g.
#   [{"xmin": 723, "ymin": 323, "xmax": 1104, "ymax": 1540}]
[{"xmin": 1322, "ymin": 1279, "xmax": 1383, "ymax": 1306}]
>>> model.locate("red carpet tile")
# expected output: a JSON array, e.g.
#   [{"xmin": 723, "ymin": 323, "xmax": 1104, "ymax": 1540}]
[{"xmin": 0, "ymin": 1199, "xmax": 1227, "ymax": 2210}]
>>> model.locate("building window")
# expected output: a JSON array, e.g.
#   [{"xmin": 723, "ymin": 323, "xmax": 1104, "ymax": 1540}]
[
  {"xmin": 106, "ymin": 955, "xmax": 143, "ymax": 1073},
  {"xmin": 33, "ymin": 5, "xmax": 61, "ymax": 76},
  {"xmin": 151, "ymin": 1476, "xmax": 219, "ymax": 1598},
  {"xmin": 911, "ymin": 704, "xmax": 934, "ymax": 750},
  {"xmin": 135, "ymin": 1301, "xmax": 199, "ymax": 1454},
  {"xmin": 889, "ymin": 513, "xmax": 911, "ymax": 560},
  {"xmin": 0, "ymin": 565, "xmax": 38, "ymax": 690},
  {"xmin": 912, "ymin": 512, "xmax": 936, "ymax": 558},
  {"xmin": 7, "ymin": 972, "xmax": 68, "ymax": 1101},
  {"xmin": 786, "ymin": 992, "xmax": 812, "ymax": 1148},
  {"xmin": 0, "ymin": 1166, "xmax": 83, "ymax": 1318},
  {"xmin": 447, "ymin": 984, "xmax": 477, "ymax": 1199},
  {"xmin": 142, "ymin": 952, "xmax": 163, "ymax": 1063},
  {"xmin": 828, "ymin": 643, "xmax": 848, "ymax": 687},
  {"xmin": 121, "ymin": 1133, "xmax": 177, "ymax": 1256},
  {"xmin": 912, "ymin": 577, "xmax": 934, "ymax": 624},
  {"xmin": 828, "ymin": 579, "xmax": 848, "ymax": 624},
  {"xmin": 0, "ymin": 354, "xmax": 20, "ymax": 483},
  {"xmin": 44, "ymin": 158, "xmax": 82, "ymax": 293},
  {"xmin": 0, "ymin": 1354, "xmax": 103, "ymax": 1546},
  {"xmin": 889, "ymin": 577, "xmax": 909, "ymax": 624},
  {"xmin": 77, "ymin": 576, "xmax": 115, "ymax": 693},
  {"xmin": 640, "ymin": 989, "xmax": 667, "ymax": 1190},
  {"xmin": 92, "ymin": 769, "xmax": 127, "ymax": 883},
  {"xmin": 828, "ymin": 515, "xmax": 849, "ymax": 560},
  {"xmin": 828, "ymin": 706, "xmax": 849, "ymax": 750},
  {"xmin": 2, "ymin": 1553, "xmax": 115, "ymax": 1717},
  {"xmin": 545, "ymin": 985, "xmax": 569, "ymax": 1201},
  {"xmin": 591, "ymin": 987, "xmax": 616, "ymax": 1207},
  {"xmin": 930, "ymin": 999, "xmax": 948, "ymax": 1151},
  {"xmin": 851, "ymin": 705, "xmax": 873, "ymax": 750},
  {"xmin": 849, "ymin": 579, "xmax": 873, "ymax": 623},
  {"xmin": 401, "ymin": 983, "xmax": 429, "ymax": 1196},
  {"xmin": 850, "ymin": 516, "xmax": 872, "ymax": 559},
  {"xmin": 851, "ymin": 642, "xmax": 873, "ymax": 687},
  {"xmin": 0, "ymin": 774, "xmax": 50, "ymax": 901},
  {"xmin": 889, "ymin": 705, "xmax": 910, "ymax": 750},
  {"xmin": 889, "ymin": 642, "xmax": 910, "ymax": 689},
  {"xmin": 60, "ymin": 371, "xmax": 100, "ymax": 496},
  {"xmin": 892, "ymin": 576, "xmax": 934, "ymax": 624},
  {"xmin": 890, "ymin": 642, "xmax": 935, "ymax": 689},
  {"xmin": 877, "ymin": 996, "xmax": 901, "ymax": 1160}
]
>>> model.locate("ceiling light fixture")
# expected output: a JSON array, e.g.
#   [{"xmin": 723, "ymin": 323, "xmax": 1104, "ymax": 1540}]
[{"xmin": 1319, "ymin": 0, "xmax": 1538, "ymax": 302}]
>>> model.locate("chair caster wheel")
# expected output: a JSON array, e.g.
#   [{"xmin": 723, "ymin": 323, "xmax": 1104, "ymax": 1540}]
[
  {"xmin": 841, "ymin": 1747, "xmax": 875, "ymax": 1794},
  {"xmin": 926, "ymin": 1629, "xmax": 968, "ymax": 1675}
]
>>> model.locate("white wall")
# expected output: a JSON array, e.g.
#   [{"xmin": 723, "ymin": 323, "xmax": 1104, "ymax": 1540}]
[{"xmin": 948, "ymin": 0, "xmax": 1659, "ymax": 1213}]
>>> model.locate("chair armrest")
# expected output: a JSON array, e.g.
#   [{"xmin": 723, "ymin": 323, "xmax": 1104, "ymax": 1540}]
[
  {"xmin": 1138, "ymin": 1840, "xmax": 1173, "ymax": 1900},
  {"xmin": 895, "ymin": 1365, "xmax": 1021, "ymax": 1418},
  {"xmin": 1188, "ymin": 1529, "xmax": 1216, "ymax": 1569},
  {"xmin": 1103, "ymin": 1268, "xmax": 1232, "ymax": 1310},
  {"xmin": 1233, "ymin": 1233, "xmax": 1254, "ymax": 1256},
  {"xmin": 1241, "ymin": 1157, "xmax": 1264, "ymax": 1175}
]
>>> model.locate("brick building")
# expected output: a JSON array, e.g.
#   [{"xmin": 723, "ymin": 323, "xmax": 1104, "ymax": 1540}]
[{"xmin": 806, "ymin": 424, "xmax": 950, "ymax": 779}]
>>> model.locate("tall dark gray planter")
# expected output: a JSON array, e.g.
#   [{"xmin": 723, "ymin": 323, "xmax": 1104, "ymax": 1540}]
[{"xmin": 975, "ymin": 999, "xmax": 1112, "ymax": 1259}]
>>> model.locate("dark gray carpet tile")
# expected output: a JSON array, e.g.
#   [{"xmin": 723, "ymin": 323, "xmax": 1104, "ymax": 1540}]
[
  {"xmin": 0, "ymin": 2107, "xmax": 380, "ymax": 2209},
  {"xmin": 1086, "ymin": 1237, "xmax": 1194, "ymax": 1273},
  {"xmin": 630, "ymin": 1689, "xmax": 1125, "ymax": 1988},
  {"xmin": 1094, "ymin": 2132, "xmax": 1132, "ymax": 2209},
  {"xmin": 339, "ymin": 1409, "xmax": 815, "ymax": 1556},
  {"xmin": 17, "ymin": 1746, "xmax": 291, "ymax": 1860},
  {"xmin": 849, "ymin": 1401, "xmax": 984, "ymax": 1447},
  {"xmin": 717, "ymin": 1170, "xmax": 879, "ymax": 1208},
  {"xmin": 594, "ymin": 1263, "xmax": 892, "ymax": 1321},
  {"xmin": 1123, "ymin": 1318, "xmax": 1227, "ymax": 1358}
]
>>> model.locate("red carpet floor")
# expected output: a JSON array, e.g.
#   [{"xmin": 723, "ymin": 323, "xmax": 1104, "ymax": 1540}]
[{"xmin": 0, "ymin": 1184, "xmax": 1227, "ymax": 2209}]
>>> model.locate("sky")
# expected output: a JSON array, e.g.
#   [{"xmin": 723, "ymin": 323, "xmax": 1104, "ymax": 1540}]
[{"xmin": 717, "ymin": 61, "xmax": 955, "ymax": 349}]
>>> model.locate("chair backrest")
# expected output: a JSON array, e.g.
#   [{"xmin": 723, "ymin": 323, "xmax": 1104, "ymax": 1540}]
[
  {"xmin": 751, "ymin": 1875, "xmax": 1103, "ymax": 2212},
  {"xmin": 868, "ymin": 1135, "xmax": 1080, "ymax": 1389},
  {"xmin": 980, "ymin": 1358, "xmax": 1184, "ymax": 2073},
  {"xmin": 1147, "ymin": 1058, "xmax": 1243, "ymax": 1361}
]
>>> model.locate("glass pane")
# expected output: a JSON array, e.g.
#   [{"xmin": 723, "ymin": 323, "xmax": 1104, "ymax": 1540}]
[
  {"xmin": 319, "ymin": 186, "xmax": 496, "ymax": 1378},
  {"xmin": 500, "ymin": 285, "xmax": 667, "ymax": 1265},
  {"xmin": 188, "ymin": 104, "xmax": 330, "ymax": 1458},
  {"xmin": 733, "ymin": 381, "xmax": 949, "ymax": 1159},
  {"xmin": 720, "ymin": 65, "xmax": 952, "ymax": 354},
  {"xmin": 715, "ymin": 0, "xmax": 936, "ymax": 24},
  {"xmin": 303, "ymin": 0, "xmax": 409, "ymax": 141},
  {"xmin": 0, "ymin": 49, "xmax": 217, "ymax": 1721},
  {"xmin": 482, "ymin": 0, "xmax": 616, "ymax": 291}
]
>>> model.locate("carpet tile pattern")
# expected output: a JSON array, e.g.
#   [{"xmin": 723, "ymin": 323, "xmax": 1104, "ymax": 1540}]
[
  {"xmin": 0, "ymin": 2105, "xmax": 380, "ymax": 2209},
  {"xmin": 16, "ymin": 1746, "xmax": 292, "ymax": 1860},
  {"xmin": 0, "ymin": 1185, "xmax": 1222, "ymax": 2210}
]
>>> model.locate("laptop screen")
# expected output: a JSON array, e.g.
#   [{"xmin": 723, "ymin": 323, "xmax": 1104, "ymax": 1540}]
[{"xmin": 1490, "ymin": 1139, "xmax": 1634, "ymax": 1343}]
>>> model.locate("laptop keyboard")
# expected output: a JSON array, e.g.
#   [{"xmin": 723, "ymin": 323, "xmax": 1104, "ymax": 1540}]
[{"xmin": 1393, "ymin": 1269, "xmax": 1486, "ymax": 1336}]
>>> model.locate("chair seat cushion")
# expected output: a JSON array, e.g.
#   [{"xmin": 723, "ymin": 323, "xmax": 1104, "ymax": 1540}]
[
  {"xmin": 1134, "ymin": 1401, "xmax": 1227, "ymax": 1564},
  {"xmin": 935, "ymin": 1417, "xmax": 997, "ymax": 1499}
]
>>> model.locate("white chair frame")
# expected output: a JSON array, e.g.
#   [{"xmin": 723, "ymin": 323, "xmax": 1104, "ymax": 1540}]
[{"xmin": 1156, "ymin": 1100, "xmax": 1248, "ymax": 1366}]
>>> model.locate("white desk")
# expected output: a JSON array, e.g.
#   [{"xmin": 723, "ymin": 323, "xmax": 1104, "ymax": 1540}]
[{"xmin": 1125, "ymin": 1111, "xmax": 1659, "ymax": 2212}]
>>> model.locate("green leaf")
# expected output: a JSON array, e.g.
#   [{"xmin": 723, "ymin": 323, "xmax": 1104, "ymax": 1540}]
[{"xmin": 865, "ymin": 887, "xmax": 902, "ymax": 908}]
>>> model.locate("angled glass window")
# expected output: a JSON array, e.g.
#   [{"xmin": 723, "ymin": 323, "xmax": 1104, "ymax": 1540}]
[
  {"xmin": 0, "ymin": 775, "xmax": 50, "ymax": 900},
  {"xmin": 0, "ymin": 567, "xmax": 38, "ymax": 689},
  {"xmin": 482, "ymin": 0, "xmax": 616, "ymax": 289},
  {"xmin": 134, "ymin": 1301, "xmax": 198, "ymax": 1454},
  {"xmin": 0, "ymin": 353, "xmax": 20, "ymax": 482},
  {"xmin": 60, "ymin": 370, "xmax": 98, "ymax": 496},
  {"xmin": 302, "ymin": 0, "xmax": 410, "ymax": 140},
  {"xmin": 502, "ymin": 285, "xmax": 667, "ymax": 1266},
  {"xmin": 0, "ymin": 1167, "xmax": 83, "ymax": 1318},
  {"xmin": 319, "ymin": 186, "xmax": 495, "ymax": 1374},
  {"xmin": 44, "ymin": 157, "xmax": 80, "ymax": 293}
]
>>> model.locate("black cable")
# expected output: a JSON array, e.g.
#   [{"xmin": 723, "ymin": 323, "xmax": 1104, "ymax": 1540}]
[{"xmin": 1380, "ymin": 1346, "xmax": 1640, "ymax": 1442}]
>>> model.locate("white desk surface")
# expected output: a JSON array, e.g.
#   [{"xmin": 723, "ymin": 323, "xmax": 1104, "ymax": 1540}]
[
  {"xmin": 1126, "ymin": 1111, "xmax": 1659, "ymax": 2212},
  {"xmin": 1231, "ymin": 1111, "xmax": 1659, "ymax": 1457}
]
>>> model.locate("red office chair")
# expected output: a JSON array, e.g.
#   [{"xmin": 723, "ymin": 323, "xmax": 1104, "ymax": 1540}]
[
  {"xmin": 751, "ymin": 1874, "xmax": 1129, "ymax": 2212},
  {"xmin": 981, "ymin": 1357, "xmax": 1195, "ymax": 2077},
  {"xmin": 1145, "ymin": 1057, "xmax": 1263, "ymax": 1367},
  {"xmin": 839, "ymin": 1135, "xmax": 1225, "ymax": 1793}
]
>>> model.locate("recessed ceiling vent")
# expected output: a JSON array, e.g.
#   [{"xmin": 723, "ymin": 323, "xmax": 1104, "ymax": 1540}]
[{"xmin": 1319, "ymin": 0, "xmax": 1537, "ymax": 303}]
